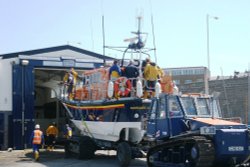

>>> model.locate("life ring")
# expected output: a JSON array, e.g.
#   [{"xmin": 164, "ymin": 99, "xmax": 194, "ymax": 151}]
[{"xmin": 114, "ymin": 77, "xmax": 132, "ymax": 97}]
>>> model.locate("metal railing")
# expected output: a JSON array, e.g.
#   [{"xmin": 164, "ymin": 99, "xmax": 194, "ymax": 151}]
[{"xmin": 58, "ymin": 76, "xmax": 161, "ymax": 101}]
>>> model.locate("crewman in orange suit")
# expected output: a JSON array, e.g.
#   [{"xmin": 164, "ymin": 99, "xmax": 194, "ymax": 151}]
[{"xmin": 46, "ymin": 122, "xmax": 58, "ymax": 151}]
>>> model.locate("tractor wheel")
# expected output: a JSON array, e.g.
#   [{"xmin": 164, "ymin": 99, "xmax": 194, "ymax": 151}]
[
  {"xmin": 117, "ymin": 142, "xmax": 132, "ymax": 167},
  {"xmin": 188, "ymin": 143, "xmax": 200, "ymax": 166},
  {"xmin": 215, "ymin": 158, "xmax": 239, "ymax": 167},
  {"xmin": 78, "ymin": 136, "xmax": 96, "ymax": 160}
]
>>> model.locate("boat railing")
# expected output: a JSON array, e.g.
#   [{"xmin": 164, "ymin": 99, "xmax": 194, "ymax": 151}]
[{"xmin": 59, "ymin": 75, "xmax": 162, "ymax": 101}]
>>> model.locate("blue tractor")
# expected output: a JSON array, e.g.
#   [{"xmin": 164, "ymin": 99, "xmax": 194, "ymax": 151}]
[{"xmin": 146, "ymin": 93, "xmax": 250, "ymax": 167}]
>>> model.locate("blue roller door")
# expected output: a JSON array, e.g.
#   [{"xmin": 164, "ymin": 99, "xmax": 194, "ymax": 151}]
[
  {"xmin": 23, "ymin": 65, "xmax": 35, "ymax": 148},
  {"xmin": 12, "ymin": 65, "xmax": 23, "ymax": 149},
  {"xmin": 12, "ymin": 64, "xmax": 34, "ymax": 149}
]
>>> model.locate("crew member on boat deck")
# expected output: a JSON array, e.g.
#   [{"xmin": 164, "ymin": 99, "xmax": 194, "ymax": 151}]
[
  {"xmin": 141, "ymin": 58, "xmax": 150, "ymax": 77},
  {"xmin": 157, "ymin": 65, "xmax": 164, "ymax": 79},
  {"xmin": 124, "ymin": 60, "xmax": 139, "ymax": 87},
  {"xmin": 46, "ymin": 122, "xmax": 58, "ymax": 151},
  {"xmin": 109, "ymin": 60, "xmax": 121, "ymax": 81},
  {"xmin": 143, "ymin": 61, "xmax": 160, "ymax": 98},
  {"xmin": 63, "ymin": 68, "xmax": 78, "ymax": 100}
]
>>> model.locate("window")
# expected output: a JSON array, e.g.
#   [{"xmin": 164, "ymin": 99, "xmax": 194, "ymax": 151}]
[
  {"xmin": 173, "ymin": 80, "xmax": 180, "ymax": 85},
  {"xmin": 172, "ymin": 70, "xmax": 182, "ymax": 76},
  {"xmin": 168, "ymin": 97, "xmax": 183, "ymax": 117},
  {"xmin": 209, "ymin": 99, "xmax": 222, "ymax": 118},
  {"xmin": 197, "ymin": 98, "xmax": 210, "ymax": 116},
  {"xmin": 196, "ymin": 78, "xmax": 203, "ymax": 82},
  {"xmin": 184, "ymin": 80, "xmax": 192, "ymax": 84},
  {"xmin": 158, "ymin": 97, "xmax": 166, "ymax": 119},
  {"xmin": 150, "ymin": 98, "xmax": 166, "ymax": 120},
  {"xmin": 181, "ymin": 97, "xmax": 197, "ymax": 115},
  {"xmin": 51, "ymin": 90, "xmax": 56, "ymax": 98},
  {"xmin": 193, "ymin": 68, "xmax": 205, "ymax": 75},
  {"xmin": 150, "ymin": 100, "xmax": 157, "ymax": 120}
]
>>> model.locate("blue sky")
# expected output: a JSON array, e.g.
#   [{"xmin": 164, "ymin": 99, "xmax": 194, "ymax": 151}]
[{"xmin": 0, "ymin": 0, "xmax": 249, "ymax": 76}]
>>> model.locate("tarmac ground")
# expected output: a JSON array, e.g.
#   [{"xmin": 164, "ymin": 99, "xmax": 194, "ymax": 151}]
[{"xmin": 0, "ymin": 148, "xmax": 146, "ymax": 167}]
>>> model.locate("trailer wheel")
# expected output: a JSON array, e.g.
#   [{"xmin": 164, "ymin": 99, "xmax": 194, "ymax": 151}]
[
  {"xmin": 117, "ymin": 142, "xmax": 132, "ymax": 167},
  {"xmin": 78, "ymin": 136, "xmax": 96, "ymax": 160}
]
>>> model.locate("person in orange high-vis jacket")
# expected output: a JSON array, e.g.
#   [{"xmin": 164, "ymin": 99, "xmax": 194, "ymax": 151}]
[
  {"xmin": 30, "ymin": 124, "xmax": 44, "ymax": 161},
  {"xmin": 46, "ymin": 122, "xmax": 58, "ymax": 151}
]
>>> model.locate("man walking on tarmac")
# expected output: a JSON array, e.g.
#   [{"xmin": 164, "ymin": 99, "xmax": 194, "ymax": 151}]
[
  {"xmin": 46, "ymin": 122, "xmax": 58, "ymax": 151},
  {"xmin": 30, "ymin": 124, "xmax": 44, "ymax": 161}
]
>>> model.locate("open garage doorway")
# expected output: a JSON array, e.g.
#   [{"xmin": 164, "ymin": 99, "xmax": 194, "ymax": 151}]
[{"xmin": 34, "ymin": 68, "xmax": 83, "ymax": 142}]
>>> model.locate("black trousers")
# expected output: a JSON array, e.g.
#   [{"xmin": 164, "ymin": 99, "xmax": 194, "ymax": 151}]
[{"xmin": 47, "ymin": 135, "xmax": 56, "ymax": 147}]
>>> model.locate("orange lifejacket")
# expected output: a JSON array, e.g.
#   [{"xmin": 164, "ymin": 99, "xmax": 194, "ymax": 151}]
[
  {"xmin": 160, "ymin": 75, "xmax": 174, "ymax": 94},
  {"xmin": 114, "ymin": 77, "xmax": 132, "ymax": 97},
  {"xmin": 46, "ymin": 125, "xmax": 58, "ymax": 136},
  {"xmin": 33, "ymin": 130, "xmax": 43, "ymax": 144}
]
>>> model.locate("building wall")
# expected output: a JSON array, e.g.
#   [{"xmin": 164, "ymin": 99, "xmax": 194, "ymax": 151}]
[
  {"xmin": 0, "ymin": 58, "xmax": 18, "ymax": 149},
  {"xmin": 0, "ymin": 58, "xmax": 17, "ymax": 111},
  {"xmin": 164, "ymin": 66, "xmax": 208, "ymax": 86}
]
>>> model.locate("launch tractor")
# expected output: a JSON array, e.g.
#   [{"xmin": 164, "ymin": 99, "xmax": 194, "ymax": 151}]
[{"xmin": 146, "ymin": 93, "xmax": 250, "ymax": 167}]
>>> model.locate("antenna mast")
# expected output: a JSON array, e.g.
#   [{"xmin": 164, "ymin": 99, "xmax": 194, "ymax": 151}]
[
  {"xmin": 151, "ymin": 14, "xmax": 157, "ymax": 64},
  {"xmin": 102, "ymin": 15, "xmax": 106, "ymax": 63},
  {"xmin": 149, "ymin": 0, "xmax": 157, "ymax": 63}
]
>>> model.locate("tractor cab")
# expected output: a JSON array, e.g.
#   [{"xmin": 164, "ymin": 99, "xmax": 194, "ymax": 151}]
[{"xmin": 146, "ymin": 93, "xmax": 235, "ymax": 140}]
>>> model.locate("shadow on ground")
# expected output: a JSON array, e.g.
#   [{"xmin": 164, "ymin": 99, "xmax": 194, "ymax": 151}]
[{"xmin": 21, "ymin": 149, "xmax": 146, "ymax": 166}]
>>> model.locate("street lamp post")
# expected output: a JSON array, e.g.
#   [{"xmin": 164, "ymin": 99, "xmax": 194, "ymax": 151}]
[
  {"xmin": 248, "ymin": 63, "xmax": 250, "ymax": 125},
  {"xmin": 21, "ymin": 60, "xmax": 29, "ymax": 149},
  {"xmin": 205, "ymin": 14, "xmax": 218, "ymax": 95}
]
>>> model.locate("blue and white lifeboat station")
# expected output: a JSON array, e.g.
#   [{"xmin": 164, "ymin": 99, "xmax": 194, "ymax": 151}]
[{"xmin": 0, "ymin": 45, "xmax": 113, "ymax": 150}]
